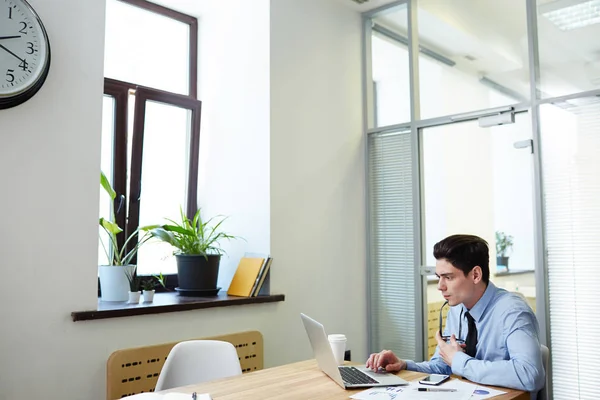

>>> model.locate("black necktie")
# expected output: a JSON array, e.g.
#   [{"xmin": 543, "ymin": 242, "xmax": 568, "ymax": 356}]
[{"xmin": 465, "ymin": 312, "xmax": 478, "ymax": 357}]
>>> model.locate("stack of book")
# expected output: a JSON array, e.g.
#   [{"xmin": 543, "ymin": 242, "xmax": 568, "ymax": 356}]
[{"xmin": 227, "ymin": 255, "xmax": 272, "ymax": 297}]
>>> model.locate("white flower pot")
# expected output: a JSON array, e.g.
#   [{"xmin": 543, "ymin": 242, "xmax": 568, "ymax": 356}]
[
  {"xmin": 99, "ymin": 265, "xmax": 136, "ymax": 302},
  {"xmin": 128, "ymin": 291, "xmax": 141, "ymax": 304},
  {"xmin": 143, "ymin": 290, "xmax": 155, "ymax": 303}
]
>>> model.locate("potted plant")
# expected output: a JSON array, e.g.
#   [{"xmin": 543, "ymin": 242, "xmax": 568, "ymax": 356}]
[
  {"xmin": 149, "ymin": 207, "xmax": 237, "ymax": 296},
  {"xmin": 495, "ymin": 231, "xmax": 514, "ymax": 272},
  {"xmin": 124, "ymin": 266, "xmax": 141, "ymax": 303},
  {"xmin": 98, "ymin": 171, "xmax": 152, "ymax": 301},
  {"xmin": 141, "ymin": 277, "xmax": 156, "ymax": 303}
]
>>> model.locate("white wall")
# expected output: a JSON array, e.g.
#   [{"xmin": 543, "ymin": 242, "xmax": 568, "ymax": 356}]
[
  {"xmin": 270, "ymin": 0, "xmax": 366, "ymax": 363},
  {"xmin": 194, "ymin": 0, "xmax": 271, "ymax": 290},
  {"xmin": 0, "ymin": 0, "xmax": 365, "ymax": 399},
  {"xmin": 0, "ymin": 0, "xmax": 107, "ymax": 398}
]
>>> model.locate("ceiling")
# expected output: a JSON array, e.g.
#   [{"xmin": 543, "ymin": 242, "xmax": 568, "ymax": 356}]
[
  {"xmin": 331, "ymin": 0, "xmax": 398, "ymax": 12},
  {"xmin": 137, "ymin": 0, "xmax": 600, "ymax": 98},
  {"xmin": 150, "ymin": 0, "xmax": 400, "ymax": 15},
  {"xmin": 147, "ymin": 0, "xmax": 204, "ymax": 17},
  {"xmin": 371, "ymin": 0, "xmax": 600, "ymax": 98}
]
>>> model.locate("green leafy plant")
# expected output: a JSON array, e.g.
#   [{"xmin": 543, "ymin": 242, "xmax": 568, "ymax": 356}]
[
  {"xmin": 141, "ymin": 277, "xmax": 157, "ymax": 291},
  {"xmin": 153, "ymin": 272, "xmax": 167, "ymax": 289},
  {"xmin": 124, "ymin": 266, "xmax": 141, "ymax": 292},
  {"xmin": 99, "ymin": 171, "xmax": 153, "ymax": 266},
  {"xmin": 495, "ymin": 231, "xmax": 514, "ymax": 257},
  {"xmin": 149, "ymin": 207, "xmax": 238, "ymax": 257}
]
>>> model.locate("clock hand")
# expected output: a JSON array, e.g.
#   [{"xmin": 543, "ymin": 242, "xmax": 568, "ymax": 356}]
[
  {"xmin": 0, "ymin": 43, "xmax": 25, "ymax": 63},
  {"xmin": 0, "ymin": 35, "xmax": 21, "ymax": 40}
]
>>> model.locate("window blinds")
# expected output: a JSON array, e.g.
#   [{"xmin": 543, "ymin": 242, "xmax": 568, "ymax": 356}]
[
  {"xmin": 541, "ymin": 98, "xmax": 600, "ymax": 400},
  {"xmin": 367, "ymin": 130, "xmax": 418, "ymax": 360}
]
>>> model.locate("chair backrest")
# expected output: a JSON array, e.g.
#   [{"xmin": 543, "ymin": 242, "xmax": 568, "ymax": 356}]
[
  {"xmin": 106, "ymin": 330, "xmax": 262, "ymax": 399},
  {"xmin": 538, "ymin": 344, "xmax": 550, "ymax": 400},
  {"xmin": 154, "ymin": 340, "xmax": 242, "ymax": 391}
]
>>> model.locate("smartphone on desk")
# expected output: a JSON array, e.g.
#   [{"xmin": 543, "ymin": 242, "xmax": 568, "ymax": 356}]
[{"xmin": 419, "ymin": 374, "xmax": 450, "ymax": 385}]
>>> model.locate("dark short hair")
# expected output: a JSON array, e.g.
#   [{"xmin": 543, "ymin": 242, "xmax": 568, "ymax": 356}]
[{"xmin": 433, "ymin": 234, "xmax": 489, "ymax": 284}]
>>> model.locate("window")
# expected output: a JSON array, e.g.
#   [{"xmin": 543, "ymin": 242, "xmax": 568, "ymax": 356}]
[
  {"xmin": 104, "ymin": 0, "xmax": 197, "ymax": 96},
  {"xmin": 100, "ymin": 0, "xmax": 199, "ymax": 280}
]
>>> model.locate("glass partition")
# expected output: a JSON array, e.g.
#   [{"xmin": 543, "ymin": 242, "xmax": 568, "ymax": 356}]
[
  {"xmin": 367, "ymin": 129, "xmax": 418, "ymax": 359},
  {"xmin": 537, "ymin": 0, "xmax": 600, "ymax": 98},
  {"xmin": 420, "ymin": 112, "xmax": 536, "ymax": 356},
  {"xmin": 370, "ymin": 4, "xmax": 411, "ymax": 127},
  {"xmin": 417, "ymin": 0, "xmax": 530, "ymax": 119},
  {"xmin": 366, "ymin": 0, "xmax": 600, "ymax": 385},
  {"xmin": 540, "ymin": 96, "xmax": 600, "ymax": 400}
]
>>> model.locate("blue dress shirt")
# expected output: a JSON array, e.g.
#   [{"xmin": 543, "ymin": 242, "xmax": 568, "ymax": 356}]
[{"xmin": 405, "ymin": 282, "xmax": 545, "ymax": 393}]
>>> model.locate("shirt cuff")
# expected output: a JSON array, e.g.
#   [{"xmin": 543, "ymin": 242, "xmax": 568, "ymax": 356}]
[
  {"xmin": 451, "ymin": 352, "xmax": 470, "ymax": 376},
  {"xmin": 405, "ymin": 360, "xmax": 418, "ymax": 371}
]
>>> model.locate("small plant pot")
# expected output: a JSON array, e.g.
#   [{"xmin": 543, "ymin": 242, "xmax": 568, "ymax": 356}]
[
  {"xmin": 142, "ymin": 290, "xmax": 155, "ymax": 303},
  {"xmin": 496, "ymin": 256, "xmax": 510, "ymax": 272},
  {"xmin": 128, "ymin": 291, "xmax": 141, "ymax": 304}
]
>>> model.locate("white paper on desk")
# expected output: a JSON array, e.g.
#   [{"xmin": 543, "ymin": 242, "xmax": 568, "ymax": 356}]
[
  {"xmin": 123, "ymin": 392, "xmax": 212, "ymax": 400},
  {"xmin": 413, "ymin": 379, "xmax": 507, "ymax": 400},
  {"xmin": 350, "ymin": 386, "xmax": 408, "ymax": 400},
  {"xmin": 435, "ymin": 379, "xmax": 506, "ymax": 399},
  {"xmin": 350, "ymin": 381, "xmax": 472, "ymax": 400}
]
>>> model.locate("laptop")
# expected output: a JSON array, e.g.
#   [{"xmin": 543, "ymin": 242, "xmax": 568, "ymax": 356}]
[{"xmin": 300, "ymin": 313, "xmax": 409, "ymax": 389}]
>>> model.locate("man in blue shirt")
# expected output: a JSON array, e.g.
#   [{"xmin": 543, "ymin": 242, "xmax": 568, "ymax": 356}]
[{"xmin": 366, "ymin": 234, "xmax": 545, "ymax": 394}]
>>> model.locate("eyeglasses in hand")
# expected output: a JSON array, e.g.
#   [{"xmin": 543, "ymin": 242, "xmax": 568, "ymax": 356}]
[{"xmin": 439, "ymin": 301, "xmax": 465, "ymax": 345}]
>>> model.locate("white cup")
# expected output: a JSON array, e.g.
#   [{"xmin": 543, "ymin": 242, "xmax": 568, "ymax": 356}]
[{"xmin": 328, "ymin": 334, "xmax": 347, "ymax": 365}]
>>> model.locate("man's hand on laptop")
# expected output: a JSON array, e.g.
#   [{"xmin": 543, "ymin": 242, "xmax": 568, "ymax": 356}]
[{"xmin": 366, "ymin": 350, "xmax": 407, "ymax": 373}]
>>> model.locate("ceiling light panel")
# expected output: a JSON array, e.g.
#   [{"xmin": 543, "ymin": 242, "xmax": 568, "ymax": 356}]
[{"xmin": 542, "ymin": 0, "xmax": 600, "ymax": 31}]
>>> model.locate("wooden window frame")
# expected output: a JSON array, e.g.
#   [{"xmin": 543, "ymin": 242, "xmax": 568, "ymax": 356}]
[
  {"xmin": 102, "ymin": 79, "xmax": 201, "ymax": 289},
  {"xmin": 127, "ymin": 86, "xmax": 202, "ymax": 238},
  {"xmin": 101, "ymin": 1, "xmax": 200, "ymax": 290},
  {"xmin": 117, "ymin": 0, "xmax": 198, "ymax": 98}
]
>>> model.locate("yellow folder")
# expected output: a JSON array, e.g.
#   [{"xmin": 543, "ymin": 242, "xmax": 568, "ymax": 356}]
[{"xmin": 227, "ymin": 257, "xmax": 265, "ymax": 297}]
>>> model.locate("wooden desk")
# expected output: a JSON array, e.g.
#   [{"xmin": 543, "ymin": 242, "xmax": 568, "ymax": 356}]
[{"xmin": 164, "ymin": 359, "xmax": 529, "ymax": 400}]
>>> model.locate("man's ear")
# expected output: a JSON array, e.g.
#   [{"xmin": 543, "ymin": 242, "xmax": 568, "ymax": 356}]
[{"xmin": 471, "ymin": 266, "xmax": 482, "ymax": 284}]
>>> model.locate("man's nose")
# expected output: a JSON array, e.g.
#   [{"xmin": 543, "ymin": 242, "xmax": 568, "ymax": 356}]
[{"xmin": 437, "ymin": 280, "xmax": 445, "ymax": 291}]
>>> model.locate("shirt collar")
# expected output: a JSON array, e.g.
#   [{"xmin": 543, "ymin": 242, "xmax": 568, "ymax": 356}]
[{"xmin": 462, "ymin": 281, "xmax": 497, "ymax": 322}]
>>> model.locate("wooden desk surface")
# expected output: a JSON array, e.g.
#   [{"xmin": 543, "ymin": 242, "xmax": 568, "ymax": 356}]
[{"xmin": 164, "ymin": 359, "xmax": 529, "ymax": 400}]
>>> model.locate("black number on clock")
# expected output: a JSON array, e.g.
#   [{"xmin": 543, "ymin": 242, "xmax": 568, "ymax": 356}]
[
  {"xmin": 26, "ymin": 42, "xmax": 34, "ymax": 54},
  {"xmin": 8, "ymin": 5, "xmax": 13, "ymax": 19},
  {"xmin": 6, "ymin": 69, "xmax": 15, "ymax": 83},
  {"xmin": 19, "ymin": 21, "xmax": 27, "ymax": 34},
  {"xmin": 19, "ymin": 59, "xmax": 28, "ymax": 71}
]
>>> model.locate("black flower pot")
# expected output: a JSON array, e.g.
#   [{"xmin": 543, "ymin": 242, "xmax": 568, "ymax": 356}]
[
  {"xmin": 175, "ymin": 254, "xmax": 221, "ymax": 291},
  {"xmin": 497, "ymin": 256, "xmax": 510, "ymax": 271}
]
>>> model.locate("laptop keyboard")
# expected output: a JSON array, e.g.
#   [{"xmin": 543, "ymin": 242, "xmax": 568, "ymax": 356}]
[{"xmin": 339, "ymin": 366, "xmax": 379, "ymax": 385}]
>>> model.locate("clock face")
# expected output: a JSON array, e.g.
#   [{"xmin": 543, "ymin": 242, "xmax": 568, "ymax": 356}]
[{"xmin": 0, "ymin": 0, "xmax": 50, "ymax": 107}]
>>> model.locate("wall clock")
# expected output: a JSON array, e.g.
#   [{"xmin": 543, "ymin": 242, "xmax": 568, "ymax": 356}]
[{"xmin": 0, "ymin": 0, "xmax": 50, "ymax": 110}]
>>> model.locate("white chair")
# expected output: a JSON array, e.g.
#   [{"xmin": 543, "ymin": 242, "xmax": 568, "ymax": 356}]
[
  {"xmin": 154, "ymin": 340, "xmax": 242, "ymax": 391},
  {"xmin": 538, "ymin": 344, "xmax": 550, "ymax": 400}
]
